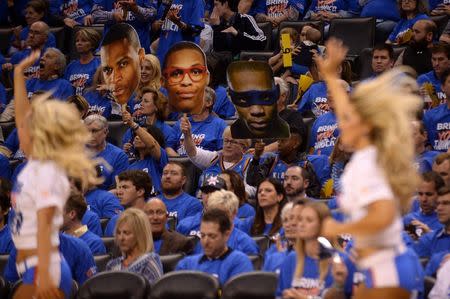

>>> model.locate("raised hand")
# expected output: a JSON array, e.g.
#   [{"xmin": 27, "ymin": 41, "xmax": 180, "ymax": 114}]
[
  {"xmin": 315, "ymin": 38, "xmax": 348, "ymax": 78},
  {"xmin": 15, "ymin": 50, "xmax": 40, "ymax": 73}
]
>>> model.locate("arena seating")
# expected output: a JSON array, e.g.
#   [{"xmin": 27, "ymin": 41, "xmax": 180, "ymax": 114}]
[
  {"xmin": 160, "ymin": 253, "xmax": 185, "ymax": 273},
  {"xmin": 221, "ymin": 272, "xmax": 278, "ymax": 299}
]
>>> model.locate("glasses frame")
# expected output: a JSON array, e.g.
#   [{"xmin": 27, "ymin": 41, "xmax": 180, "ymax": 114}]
[{"xmin": 163, "ymin": 65, "xmax": 208, "ymax": 85}]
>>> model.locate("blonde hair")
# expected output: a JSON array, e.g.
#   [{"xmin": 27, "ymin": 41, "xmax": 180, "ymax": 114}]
[
  {"xmin": 351, "ymin": 68, "xmax": 422, "ymax": 212},
  {"xmin": 294, "ymin": 202, "xmax": 331, "ymax": 281},
  {"xmin": 75, "ymin": 28, "xmax": 102, "ymax": 51},
  {"xmin": 140, "ymin": 54, "xmax": 162, "ymax": 92},
  {"xmin": 207, "ymin": 190, "xmax": 239, "ymax": 215},
  {"xmin": 28, "ymin": 97, "xmax": 101, "ymax": 190},
  {"xmin": 115, "ymin": 208, "xmax": 154, "ymax": 255}
]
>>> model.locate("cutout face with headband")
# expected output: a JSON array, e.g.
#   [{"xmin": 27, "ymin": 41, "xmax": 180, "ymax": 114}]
[
  {"xmin": 227, "ymin": 61, "xmax": 289, "ymax": 139},
  {"xmin": 162, "ymin": 41, "xmax": 209, "ymax": 115}
]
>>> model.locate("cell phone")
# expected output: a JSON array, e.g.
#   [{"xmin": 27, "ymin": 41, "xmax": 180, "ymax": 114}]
[{"xmin": 292, "ymin": 42, "xmax": 319, "ymax": 68}]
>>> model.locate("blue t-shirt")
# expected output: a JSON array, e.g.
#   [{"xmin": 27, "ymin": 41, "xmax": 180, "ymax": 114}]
[
  {"xmin": 10, "ymin": 48, "xmax": 43, "ymax": 79},
  {"xmin": 79, "ymin": 229, "xmax": 107, "ymax": 255},
  {"xmin": 122, "ymin": 119, "xmax": 176, "ymax": 150},
  {"xmin": 96, "ymin": 142, "xmax": 130, "ymax": 190},
  {"xmin": 423, "ymin": 103, "xmax": 450, "ymax": 152},
  {"xmin": 403, "ymin": 211, "xmax": 443, "ymax": 232},
  {"xmin": 307, "ymin": 0, "xmax": 352, "ymax": 14},
  {"xmin": 177, "ymin": 213, "xmax": 248, "ymax": 237},
  {"xmin": 237, "ymin": 203, "xmax": 255, "ymax": 220},
  {"xmin": 213, "ymin": 85, "xmax": 236, "ymax": 119},
  {"xmin": 4, "ymin": 233, "xmax": 97, "ymax": 284},
  {"xmin": 94, "ymin": 0, "xmax": 155, "ymax": 52},
  {"xmin": 26, "ymin": 77, "xmax": 75, "ymax": 100},
  {"xmin": 413, "ymin": 227, "xmax": 450, "ymax": 258},
  {"xmin": 416, "ymin": 150, "xmax": 440, "ymax": 173},
  {"xmin": 248, "ymin": 0, "xmax": 266, "ymax": 15},
  {"xmin": 85, "ymin": 188, "xmax": 123, "ymax": 218},
  {"xmin": 81, "ymin": 209, "xmax": 103, "ymax": 236},
  {"xmin": 429, "ymin": 0, "xmax": 450, "ymax": 10},
  {"xmin": 127, "ymin": 148, "xmax": 169, "ymax": 194},
  {"xmin": 0, "ymin": 82, "xmax": 8, "ymax": 114},
  {"xmin": 425, "ymin": 251, "xmax": 449, "ymax": 276},
  {"xmin": 64, "ymin": 57, "xmax": 101, "ymax": 95},
  {"xmin": 309, "ymin": 111, "xmax": 339, "ymax": 156},
  {"xmin": 417, "ymin": 71, "xmax": 447, "ymax": 108},
  {"xmin": 0, "ymin": 155, "xmax": 12, "ymax": 181},
  {"xmin": 159, "ymin": 192, "xmax": 203, "ymax": 223},
  {"xmin": 156, "ymin": 0, "xmax": 204, "ymax": 63},
  {"xmin": 264, "ymin": 0, "xmax": 306, "ymax": 18},
  {"xmin": 169, "ymin": 114, "xmax": 227, "ymax": 155},
  {"xmin": 388, "ymin": 14, "xmax": 429, "ymax": 44},
  {"xmin": 263, "ymin": 248, "xmax": 291, "ymax": 274},
  {"xmin": 55, "ymin": 0, "xmax": 94, "ymax": 23},
  {"xmin": 104, "ymin": 213, "xmax": 119, "ymax": 237},
  {"xmin": 298, "ymin": 81, "xmax": 329, "ymax": 117},
  {"xmin": 360, "ymin": 0, "xmax": 400, "ymax": 21},
  {"xmin": 0, "ymin": 225, "xmax": 14, "ymax": 254},
  {"xmin": 83, "ymin": 90, "xmax": 113, "ymax": 119},
  {"xmin": 176, "ymin": 249, "xmax": 253, "ymax": 285}
]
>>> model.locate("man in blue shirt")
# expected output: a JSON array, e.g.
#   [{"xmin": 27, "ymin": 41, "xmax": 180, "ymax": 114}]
[
  {"xmin": 413, "ymin": 120, "xmax": 440, "ymax": 173},
  {"xmin": 84, "ymin": 114, "xmax": 129, "ymax": 189},
  {"xmin": 85, "ymin": 187, "xmax": 123, "ymax": 219},
  {"xmin": 176, "ymin": 208, "xmax": 253, "ymax": 285},
  {"xmin": 62, "ymin": 192, "xmax": 106, "ymax": 255},
  {"xmin": 413, "ymin": 186, "xmax": 450, "ymax": 258}
]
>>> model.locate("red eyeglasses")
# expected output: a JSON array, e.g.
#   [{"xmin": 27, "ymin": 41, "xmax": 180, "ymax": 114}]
[{"xmin": 163, "ymin": 65, "xmax": 207, "ymax": 85}]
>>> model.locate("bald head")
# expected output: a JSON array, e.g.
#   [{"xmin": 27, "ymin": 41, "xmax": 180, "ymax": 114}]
[
  {"xmin": 144, "ymin": 198, "xmax": 168, "ymax": 235},
  {"xmin": 28, "ymin": 21, "xmax": 49, "ymax": 49}
]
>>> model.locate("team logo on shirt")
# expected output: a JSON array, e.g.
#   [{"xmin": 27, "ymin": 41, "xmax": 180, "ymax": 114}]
[
  {"xmin": 113, "ymin": 1, "xmax": 136, "ymax": 21},
  {"xmin": 189, "ymin": 230, "xmax": 201, "ymax": 238},
  {"xmin": 162, "ymin": 4, "xmax": 183, "ymax": 32},
  {"xmin": 434, "ymin": 122, "xmax": 450, "ymax": 151},
  {"xmin": 317, "ymin": 0, "xmax": 338, "ymax": 12},
  {"xmin": 69, "ymin": 73, "xmax": 89, "ymax": 95},
  {"xmin": 314, "ymin": 123, "xmax": 338, "ymax": 154},
  {"xmin": 312, "ymin": 97, "xmax": 330, "ymax": 117},
  {"xmin": 9, "ymin": 211, "xmax": 23, "ymax": 235},
  {"xmin": 61, "ymin": 0, "xmax": 86, "ymax": 19},
  {"xmin": 291, "ymin": 277, "xmax": 324, "ymax": 295},
  {"xmin": 177, "ymin": 133, "xmax": 205, "ymax": 155},
  {"xmin": 266, "ymin": 0, "xmax": 289, "ymax": 18}
]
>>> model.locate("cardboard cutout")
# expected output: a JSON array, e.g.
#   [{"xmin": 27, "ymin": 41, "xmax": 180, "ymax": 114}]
[
  {"xmin": 100, "ymin": 23, "xmax": 144, "ymax": 105},
  {"xmin": 227, "ymin": 61, "xmax": 290, "ymax": 139},
  {"xmin": 162, "ymin": 41, "xmax": 208, "ymax": 115}
]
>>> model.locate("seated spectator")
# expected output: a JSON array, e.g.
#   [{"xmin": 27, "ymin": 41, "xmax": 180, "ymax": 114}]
[
  {"xmin": 396, "ymin": 19, "xmax": 436, "ymax": 76},
  {"xmin": 80, "ymin": 178, "xmax": 123, "ymax": 219},
  {"xmin": 64, "ymin": 28, "xmax": 102, "ymax": 96},
  {"xmin": 304, "ymin": 0, "xmax": 356, "ymax": 26},
  {"xmin": 277, "ymin": 202, "xmax": 355, "ymax": 298},
  {"xmin": 51, "ymin": 0, "xmax": 94, "ymax": 28},
  {"xmin": 106, "ymin": 208, "xmax": 163, "ymax": 284},
  {"xmin": 144, "ymin": 198, "xmax": 194, "ymax": 255},
  {"xmin": 0, "ymin": 179, "xmax": 13, "ymax": 254},
  {"xmin": 284, "ymin": 166, "xmax": 311, "ymax": 202},
  {"xmin": 209, "ymin": 0, "xmax": 266, "ymax": 56},
  {"xmin": 62, "ymin": 192, "xmax": 106, "ymax": 254},
  {"xmin": 83, "ymin": 68, "xmax": 113, "ymax": 119},
  {"xmin": 175, "ymin": 208, "xmax": 253, "ymax": 285},
  {"xmin": 159, "ymin": 162, "xmax": 203, "ymax": 223},
  {"xmin": 417, "ymin": 43, "xmax": 450, "ymax": 110},
  {"xmin": 104, "ymin": 170, "xmax": 153, "ymax": 237},
  {"xmin": 433, "ymin": 153, "xmax": 450, "ymax": 187},
  {"xmin": 220, "ymin": 170, "xmax": 255, "ymax": 219},
  {"xmin": 169, "ymin": 87, "xmax": 227, "ymax": 156},
  {"xmin": 358, "ymin": 0, "xmax": 400, "ymax": 43},
  {"xmin": 247, "ymin": 178, "xmax": 285, "ymax": 237},
  {"xmin": 255, "ymin": 0, "xmax": 305, "ymax": 26},
  {"xmin": 413, "ymin": 121, "xmax": 440, "ymax": 173},
  {"xmin": 84, "ymin": 114, "xmax": 129, "ymax": 189},
  {"xmin": 369, "ymin": 43, "xmax": 395, "ymax": 78},
  {"xmin": 403, "ymin": 172, "xmax": 445, "ymax": 239},
  {"xmin": 423, "ymin": 78, "xmax": 450, "ymax": 152},
  {"xmin": 413, "ymin": 186, "xmax": 450, "ymax": 258},
  {"xmin": 123, "ymin": 108, "xmax": 169, "ymax": 194},
  {"xmin": 269, "ymin": 27, "xmax": 300, "ymax": 76},
  {"xmin": 386, "ymin": 0, "xmax": 429, "ymax": 45},
  {"xmin": 4, "ymin": 233, "xmax": 97, "ymax": 285},
  {"xmin": 308, "ymin": 80, "xmax": 346, "ymax": 156}
]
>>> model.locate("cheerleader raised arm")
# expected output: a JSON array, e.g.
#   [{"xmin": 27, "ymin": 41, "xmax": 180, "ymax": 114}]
[{"xmin": 317, "ymin": 39, "xmax": 424, "ymax": 299}]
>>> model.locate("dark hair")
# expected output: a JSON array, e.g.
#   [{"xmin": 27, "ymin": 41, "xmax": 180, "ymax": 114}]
[
  {"xmin": 372, "ymin": 43, "xmax": 394, "ymax": 60},
  {"xmin": 222, "ymin": 170, "xmax": 247, "ymax": 206},
  {"xmin": 431, "ymin": 42, "xmax": 450, "ymax": 59},
  {"xmin": 422, "ymin": 171, "xmax": 446, "ymax": 191},
  {"xmin": 202, "ymin": 208, "xmax": 231, "ymax": 233},
  {"xmin": 118, "ymin": 170, "xmax": 153, "ymax": 198},
  {"xmin": 0, "ymin": 179, "xmax": 12, "ymax": 225},
  {"xmin": 207, "ymin": 52, "xmax": 232, "ymax": 89},
  {"xmin": 26, "ymin": 0, "xmax": 49, "ymax": 16},
  {"xmin": 216, "ymin": 0, "xmax": 239, "ymax": 12},
  {"xmin": 67, "ymin": 95, "xmax": 89, "ymax": 119},
  {"xmin": 399, "ymin": 0, "xmax": 428, "ymax": 18},
  {"xmin": 288, "ymin": 124, "xmax": 307, "ymax": 153},
  {"xmin": 252, "ymin": 178, "xmax": 285, "ymax": 236},
  {"xmin": 286, "ymin": 165, "xmax": 310, "ymax": 183},
  {"xmin": 65, "ymin": 192, "xmax": 87, "ymax": 221},
  {"xmin": 165, "ymin": 161, "xmax": 187, "ymax": 177},
  {"xmin": 438, "ymin": 186, "xmax": 450, "ymax": 196},
  {"xmin": 140, "ymin": 87, "xmax": 166, "ymax": 121},
  {"xmin": 145, "ymin": 124, "xmax": 165, "ymax": 148},
  {"xmin": 101, "ymin": 23, "xmax": 141, "ymax": 49},
  {"xmin": 162, "ymin": 41, "xmax": 207, "ymax": 70},
  {"xmin": 441, "ymin": 68, "xmax": 450, "ymax": 85}
]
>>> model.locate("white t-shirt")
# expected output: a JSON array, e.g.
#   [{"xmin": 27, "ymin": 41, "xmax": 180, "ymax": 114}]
[
  {"xmin": 338, "ymin": 145, "xmax": 403, "ymax": 249},
  {"xmin": 10, "ymin": 160, "xmax": 70, "ymax": 249},
  {"xmin": 429, "ymin": 258, "xmax": 450, "ymax": 299}
]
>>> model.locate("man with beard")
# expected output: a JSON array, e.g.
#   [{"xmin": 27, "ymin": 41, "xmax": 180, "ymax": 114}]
[
  {"xmin": 396, "ymin": 19, "xmax": 436, "ymax": 75},
  {"xmin": 283, "ymin": 166, "xmax": 310, "ymax": 202}
]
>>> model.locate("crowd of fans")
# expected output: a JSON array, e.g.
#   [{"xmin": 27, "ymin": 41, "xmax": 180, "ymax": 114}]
[{"xmin": 0, "ymin": 0, "xmax": 450, "ymax": 298}]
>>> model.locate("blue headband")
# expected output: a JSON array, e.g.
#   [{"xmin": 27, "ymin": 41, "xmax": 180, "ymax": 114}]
[{"xmin": 228, "ymin": 85, "xmax": 279, "ymax": 107}]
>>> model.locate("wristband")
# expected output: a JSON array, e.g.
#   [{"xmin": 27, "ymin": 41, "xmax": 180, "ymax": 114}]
[{"xmin": 131, "ymin": 123, "xmax": 140, "ymax": 131}]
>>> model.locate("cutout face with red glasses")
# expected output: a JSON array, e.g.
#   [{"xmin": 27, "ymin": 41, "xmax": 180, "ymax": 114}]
[{"xmin": 162, "ymin": 42, "xmax": 209, "ymax": 114}]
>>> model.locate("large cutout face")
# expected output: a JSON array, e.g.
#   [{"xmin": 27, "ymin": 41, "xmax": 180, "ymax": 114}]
[
  {"xmin": 227, "ymin": 61, "xmax": 290, "ymax": 139},
  {"xmin": 162, "ymin": 45, "xmax": 209, "ymax": 114}
]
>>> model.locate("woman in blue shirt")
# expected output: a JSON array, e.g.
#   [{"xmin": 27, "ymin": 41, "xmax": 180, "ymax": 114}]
[
  {"xmin": 83, "ymin": 68, "xmax": 113, "ymax": 119},
  {"xmin": 221, "ymin": 170, "xmax": 255, "ymax": 220}
]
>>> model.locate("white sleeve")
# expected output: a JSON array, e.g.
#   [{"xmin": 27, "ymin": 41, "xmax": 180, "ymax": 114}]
[
  {"xmin": 189, "ymin": 147, "xmax": 219, "ymax": 170},
  {"xmin": 34, "ymin": 163, "xmax": 70, "ymax": 211},
  {"xmin": 429, "ymin": 259, "xmax": 450, "ymax": 299}
]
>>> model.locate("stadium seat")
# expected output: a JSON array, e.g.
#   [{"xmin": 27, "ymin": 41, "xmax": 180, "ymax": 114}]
[
  {"xmin": 49, "ymin": 27, "xmax": 66, "ymax": 52},
  {"xmin": 0, "ymin": 28, "xmax": 12, "ymax": 55},
  {"xmin": 5, "ymin": 279, "xmax": 79, "ymax": 299},
  {"xmin": 257, "ymin": 22, "xmax": 273, "ymax": 51},
  {"xmin": 107, "ymin": 121, "xmax": 129, "ymax": 148},
  {"xmin": 247, "ymin": 255, "xmax": 263, "ymax": 270},
  {"xmin": 101, "ymin": 237, "xmax": 116, "ymax": 254},
  {"xmin": 0, "ymin": 254, "xmax": 8, "ymax": 274},
  {"xmin": 94, "ymin": 254, "xmax": 112, "ymax": 272},
  {"xmin": 252, "ymin": 235, "xmax": 270, "ymax": 256},
  {"xmin": 424, "ymin": 276, "xmax": 436, "ymax": 298},
  {"xmin": 278, "ymin": 21, "xmax": 324, "ymax": 44},
  {"xmin": 354, "ymin": 47, "xmax": 373, "ymax": 80},
  {"xmin": 186, "ymin": 235, "xmax": 200, "ymax": 248},
  {"xmin": 167, "ymin": 216, "xmax": 177, "ymax": 231},
  {"xmin": 221, "ymin": 271, "xmax": 278, "ymax": 299},
  {"xmin": 150, "ymin": 271, "xmax": 219, "ymax": 299},
  {"xmin": 168, "ymin": 157, "xmax": 202, "ymax": 196},
  {"xmin": 0, "ymin": 121, "xmax": 16, "ymax": 140},
  {"xmin": 160, "ymin": 253, "xmax": 185, "ymax": 273},
  {"xmin": 77, "ymin": 271, "xmax": 150, "ymax": 299},
  {"xmin": 239, "ymin": 51, "xmax": 273, "ymax": 62},
  {"xmin": 329, "ymin": 18, "xmax": 375, "ymax": 57},
  {"xmin": 430, "ymin": 15, "xmax": 449, "ymax": 36},
  {"xmin": 303, "ymin": 117, "xmax": 316, "ymax": 149},
  {"xmin": 8, "ymin": 279, "xmax": 22, "ymax": 299},
  {"xmin": 0, "ymin": 276, "xmax": 9, "ymax": 299},
  {"xmin": 100, "ymin": 218, "xmax": 109, "ymax": 232}
]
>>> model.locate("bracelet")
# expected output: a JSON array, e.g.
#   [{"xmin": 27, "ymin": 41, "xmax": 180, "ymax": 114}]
[{"xmin": 131, "ymin": 123, "xmax": 140, "ymax": 131}]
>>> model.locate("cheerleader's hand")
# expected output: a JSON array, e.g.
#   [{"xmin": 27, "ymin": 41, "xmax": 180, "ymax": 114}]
[
  {"xmin": 321, "ymin": 217, "xmax": 340, "ymax": 238},
  {"xmin": 15, "ymin": 50, "xmax": 40, "ymax": 73},
  {"xmin": 315, "ymin": 38, "xmax": 347, "ymax": 77}
]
